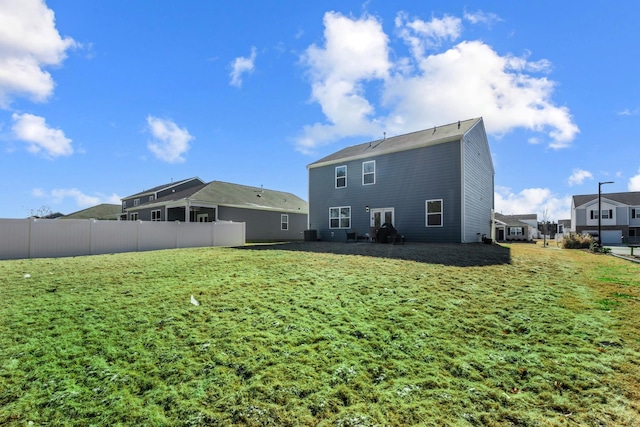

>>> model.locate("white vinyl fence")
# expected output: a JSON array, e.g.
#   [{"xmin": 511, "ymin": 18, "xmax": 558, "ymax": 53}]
[{"xmin": 0, "ymin": 218, "xmax": 246, "ymax": 260}]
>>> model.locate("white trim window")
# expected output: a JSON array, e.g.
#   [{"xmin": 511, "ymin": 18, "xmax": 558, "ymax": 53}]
[
  {"xmin": 601, "ymin": 209, "xmax": 613, "ymax": 220},
  {"xmin": 130, "ymin": 212, "xmax": 138, "ymax": 220},
  {"xmin": 329, "ymin": 206, "xmax": 351, "ymax": 229},
  {"xmin": 631, "ymin": 208, "xmax": 639, "ymax": 219},
  {"xmin": 149, "ymin": 195, "xmax": 155, "ymax": 202},
  {"xmin": 335, "ymin": 165, "xmax": 347, "ymax": 188},
  {"xmin": 281, "ymin": 214, "xmax": 289, "ymax": 230},
  {"xmin": 134, "ymin": 198, "xmax": 140, "ymax": 207},
  {"xmin": 590, "ymin": 210, "xmax": 599, "ymax": 220},
  {"xmin": 151, "ymin": 209, "xmax": 161, "ymax": 221},
  {"xmin": 426, "ymin": 199, "xmax": 443, "ymax": 227},
  {"xmin": 362, "ymin": 160, "xmax": 375, "ymax": 185},
  {"xmin": 508, "ymin": 227, "xmax": 523, "ymax": 236}
]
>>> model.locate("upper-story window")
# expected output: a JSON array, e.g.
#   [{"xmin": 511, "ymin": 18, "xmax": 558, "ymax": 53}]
[
  {"xmin": 590, "ymin": 209, "xmax": 613, "ymax": 220},
  {"xmin": 122, "ymin": 201, "xmax": 127, "ymax": 210},
  {"xmin": 134, "ymin": 198, "xmax": 140, "ymax": 207},
  {"xmin": 281, "ymin": 214, "xmax": 289, "ymax": 230},
  {"xmin": 632, "ymin": 208, "xmax": 639, "ymax": 219},
  {"xmin": 362, "ymin": 160, "xmax": 375, "ymax": 185},
  {"xmin": 335, "ymin": 165, "xmax": 347, "ymax": 188},
  {"xmin": 149, "ymin": 195, "xmax": 155, "ymax": 202},
  {"xmin": 426, "ymin": 199, "xmax": 443, "ymax": 227}
]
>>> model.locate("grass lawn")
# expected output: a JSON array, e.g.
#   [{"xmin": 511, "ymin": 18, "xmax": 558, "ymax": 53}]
[{"xmin": 1, "ymin": 242, "xmax": 639, "ymax": 426}]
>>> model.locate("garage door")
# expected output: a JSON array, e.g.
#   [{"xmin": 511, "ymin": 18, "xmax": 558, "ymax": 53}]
[{"xmin": 601, "ymin": 230, "xmax": 623, "ymax": 245}]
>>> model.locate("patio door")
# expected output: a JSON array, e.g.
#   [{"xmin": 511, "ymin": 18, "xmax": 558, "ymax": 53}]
[{"xmin": 370, "ymin": 208, "xmax": 395, "ymax": 228}]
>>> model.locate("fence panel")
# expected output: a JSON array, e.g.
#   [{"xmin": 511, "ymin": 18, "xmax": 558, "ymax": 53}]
[
  {"xmin": 91, "ymin": 220, "xmax": 139, "ymax": 255},
  {"xmin": 0, "ymin": 219, "xmax": 30, "ymax": 260},
  {"xmin": 214, "ymin": 221, "xmax": 246, "ymax": 246},
  {"xmin": 0, "ymin": 219, "xmax": 245, "ymax": 260},
  {"xmin": 177, "ymin": 223, "xmax": 213, "ymax": 248},
  {"xmin": 30, "ymin": 219, "xmax": 91, "ymax": 259}
]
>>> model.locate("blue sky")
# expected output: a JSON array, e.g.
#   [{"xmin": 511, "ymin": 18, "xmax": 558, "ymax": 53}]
[{"xmin": 1, "ymin": 1, "xmax": 639, "ymax": 220}]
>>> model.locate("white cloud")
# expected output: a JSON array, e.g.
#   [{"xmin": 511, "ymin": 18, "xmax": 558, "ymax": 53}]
[
  {"xmin": 297, "ymin": 11, "xmax": 390, "ymax": 154},
  {"xmin": 568, "ymin": 168, "xmax": 593, "ymax": 186},
  {"xmin": 629, "ymin": 169, "xmax": 640, "ymax": 191},
  {"xmin": 0, "ymin": 0, "xmax": 76, "ymax": 107},
  {"xmin": 396, "ymin": 12, "xmax": 462, "ymax": 56},
  {"xmin": 495, "ymin": 186, "xmax": 571, "ymax": 221},
  {"xmin": 296, "ymin": 12, "xmax": 579, "ymax": 154},
  {"xmin": 33, "ymin": 187, "xmax": 121, "ymax": 208},
  {"xmin": 463, "ymin": 9, "xmax": 503, "ymax": 27},
  {"xmin": 229, "ymin": 46, "xmax": 257, "ymax": 88},
  {"xmin": 11, "ymin": 112, "xmax": 73, "ymax": 157},
  {"xmin": 618, "ymin": 108, "xmax": 638, "ymax": 116},
  {"xmin": 146, "ymin": 115, "xmax": 193, "ymax": 163}
]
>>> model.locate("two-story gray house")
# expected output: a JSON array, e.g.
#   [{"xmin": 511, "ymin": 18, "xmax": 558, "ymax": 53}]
[
  {"xmin": 121, "ymin": 178, "xmax": 309, "ymax": 242},
  {"xmin": 307, "ymin": 118, "xmax": 495, "ymax": 243},
  {"xmin": 571, "ymin": 191, "xmax": 640, "ymax": 244}
]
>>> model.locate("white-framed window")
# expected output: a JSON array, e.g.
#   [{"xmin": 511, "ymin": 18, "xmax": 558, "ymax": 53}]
[
  {"xmin": 134, "ymin": 198, "xmax": 140, "ymax": 207},
  {"xmin": 130, "ymin": 212, "xmax": 138, "ymax": 220},
  {"xmin": 149, "ymin": 195, "xmax": 155, "ymax": 202},
  {"xmin": 362, "ymin": 160, "xmax": 375, "ymax": 185},
  {"xmin": 151, "ymin": 210, "xmax": 161, "ymax": 221},
  {"xmin": 508, "ymin": 227, "xmax": 523, "ymax": 236},
  {"xmin": 590, "ymin": 210, "xmax": 599, "ymax": 220},
  {"xmin": 426, "ymin": 199, "xmax": 443, "ymax": 227},
  {"xmin": 329, "ymin": 206, "xmax": 351, "ymax": 229},
  {"xmin": 601, "ymin": 209, "xmax": 613, "ymax": 220},
  {"xmin": 335, "ymin": 165, "xmax": 347, "ymax": 188},
  {"xmin": 281, "ymin": 214, "xmax": 289, "ymax": 230},
  {"xmin": 122, "ymin": 201, "xmax": 127, "ymax": 209},
  {"xmin": 631, "ymin": 208, "xmax": 639, "ymax": 219}
]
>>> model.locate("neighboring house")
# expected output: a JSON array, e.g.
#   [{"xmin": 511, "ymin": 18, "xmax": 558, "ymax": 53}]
[
  {"xmin": 557, "ymin": 219, "xmax": 571, "ymax": 235},
  {"xmin": 571, "ymin": 191, "xmax": 640, "ymax": 244},
  {"xmin": 63, "ymin": 204, "xmax": 122, "ymax": 220},
  {"xmin": 120, "ymin": 177, "xmax": 206, "ymax": 219},
  {"xmin": 307, "ymin": 118, "xmax": 495, "ymax": 243},
  {"xmin": 121, "ymin": 179, "xmax": 308, "ymax": 241},
  {"xmin": 493, "ymin": 213, "xmax": 538, "ymax": 241}
]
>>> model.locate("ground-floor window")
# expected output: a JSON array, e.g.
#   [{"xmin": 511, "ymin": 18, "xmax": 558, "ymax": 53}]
[
  {"xmin": 151, "ymin": 210, "xmax": 161, "ymax": 221},
  {"xmin": 281, "ymin": 214, "xmax": 289, "ymax": 230},
  {"xmin": 130, "ymin": 213, "xmax": 138, "ymax": 220},
  {"xmin": 508, "ymin": 227, "xmax": 523, "ymax": 236},
  {"xmin": 329, "ymin": 206, "xmax": 351, "ymax": 229},
  {"xmin": 425, "ymin": 199, "xmax": 443, "ymax": 227}
]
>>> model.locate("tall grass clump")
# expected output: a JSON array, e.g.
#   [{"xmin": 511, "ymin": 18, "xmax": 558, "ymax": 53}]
[{"xmin": 562, "ymin": 232, "xmax": 594, "ymax": 249}]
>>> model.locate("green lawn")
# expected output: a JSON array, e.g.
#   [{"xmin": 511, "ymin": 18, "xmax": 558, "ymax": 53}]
[{"xmin": 1, "ymin": 243, "xmax": 639, "ymax": 426}]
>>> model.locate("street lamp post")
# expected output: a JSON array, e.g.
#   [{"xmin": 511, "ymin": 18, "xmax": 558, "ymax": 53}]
[{"xmin": 598, "ymin": 181, "xmax": 614, "ymax": 247}]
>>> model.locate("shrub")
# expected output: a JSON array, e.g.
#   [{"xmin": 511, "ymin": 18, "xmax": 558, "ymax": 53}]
[{"xmin": 562, "ymin": 233, "xmax": 594, "ymax": 249}]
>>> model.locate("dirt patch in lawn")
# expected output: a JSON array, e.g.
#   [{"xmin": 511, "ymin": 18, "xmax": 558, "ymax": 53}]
[{"xmin": 236, "ymin": 241, "xmax": 511, "ymax": 267}]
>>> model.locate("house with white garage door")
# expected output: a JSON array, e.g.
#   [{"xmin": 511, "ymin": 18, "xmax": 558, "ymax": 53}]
[{"xmin": 571, "ymin": 191, "xmax": 640, "ymax": 244}]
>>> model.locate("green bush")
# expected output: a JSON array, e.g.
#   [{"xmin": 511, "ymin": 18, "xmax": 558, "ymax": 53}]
[{"xmin": 562, "ymin": 232, "xmax": 594, "ymax": 249}]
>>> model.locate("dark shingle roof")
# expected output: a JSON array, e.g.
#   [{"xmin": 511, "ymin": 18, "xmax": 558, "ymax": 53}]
[
  {"xmin": 130, "ymin": 181, "xmax": 308, "ymax": 214},
  {"xmin": 573, "ymin": 191, "xmax": 640, "ymax": 207},
  {"xmin": 308, "ymin": 117, "xmax": 483, "ymax": 168},
  {"xmin": 494, "ymin": 212, "xmax": 537, "ymax": 226},
  {"xmin": 62, "ymin": 204, "xmax": 122, "ymax": 220}
]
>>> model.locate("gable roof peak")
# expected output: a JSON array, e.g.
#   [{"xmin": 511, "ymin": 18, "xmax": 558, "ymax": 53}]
[{"xmin": 308, "ymin": 117, "xmax": 483, "ymax": 168}]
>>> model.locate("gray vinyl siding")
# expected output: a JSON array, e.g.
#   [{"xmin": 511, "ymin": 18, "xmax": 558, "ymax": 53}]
[
  {"xmin": 218, "ymin": 206, "xmax": 307, "ymax": 241},
  {"xmin": 462, "ymin": 121, "xmax": 495, "ymax": 242},
  {"xmin": 156, "ymin": 180, "xmax": 203, "ymax": 199},
  {"xmin": 309, "ymin": 141, "xmax": 463, "ymax": 243},
  {"xmin": 616, "ymin": 206, "xmax": 628, "ymax": 225}
]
